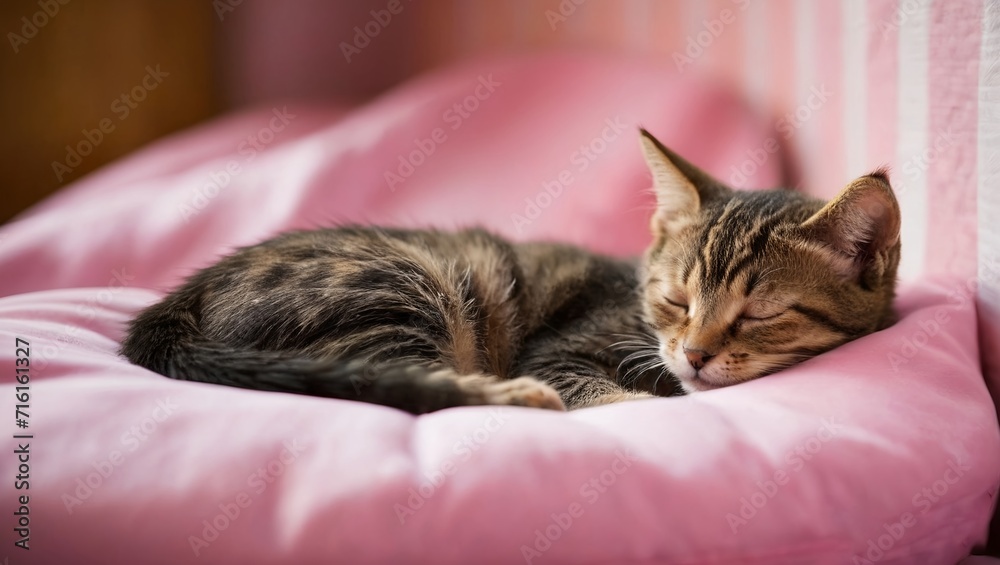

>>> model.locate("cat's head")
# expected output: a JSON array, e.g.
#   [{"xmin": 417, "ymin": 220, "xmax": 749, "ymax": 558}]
[{"xmin": 637, "ymin": 129, "xmax": 900, "ymax": 393}]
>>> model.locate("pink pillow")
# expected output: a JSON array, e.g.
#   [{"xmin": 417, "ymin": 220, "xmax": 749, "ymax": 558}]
[{"xmin": 1, "ymin": 53, "xmax": 996, "ymax": 564}]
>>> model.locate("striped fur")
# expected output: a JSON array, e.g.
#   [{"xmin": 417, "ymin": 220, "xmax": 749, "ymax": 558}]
[{"xmin": 121, "ymin": 129, "xmax": 900, "ymax": 412}]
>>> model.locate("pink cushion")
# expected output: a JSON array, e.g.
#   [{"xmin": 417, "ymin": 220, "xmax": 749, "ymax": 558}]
[{"xmin": 2, "ymin": 53, "xmax": 997, "ymax": 564}]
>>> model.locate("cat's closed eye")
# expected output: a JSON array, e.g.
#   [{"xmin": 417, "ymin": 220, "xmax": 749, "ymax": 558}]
[
  {"xmin": 665, "ymin": 293, "xmax": 688, "ymax": 313},
  {"xmin": 739, "ymin": 301, "xmax": 787, "ymax": 322},
  {"xmin": 739, "ymin": 310, "xmax": 785, "ymax": 322}
]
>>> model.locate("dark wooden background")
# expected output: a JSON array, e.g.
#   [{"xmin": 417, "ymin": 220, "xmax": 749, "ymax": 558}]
[{"xmin": 0, "ymin": 1, "xmax": 216, "ymax": 224}]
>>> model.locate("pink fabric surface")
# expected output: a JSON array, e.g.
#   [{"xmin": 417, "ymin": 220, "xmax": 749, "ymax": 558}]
[
  {"xmin": 0, "ymin": 54, "xmax": 997, "ymax": 564},
  {"xmin": 1, "ymin": 279, "xmax": 996, "ymax": 564}
]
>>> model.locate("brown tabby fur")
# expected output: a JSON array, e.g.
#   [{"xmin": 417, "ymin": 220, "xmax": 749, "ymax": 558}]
[{"xmin": 120, "ymin": 129, "xmax": 900, "ymax": 413}]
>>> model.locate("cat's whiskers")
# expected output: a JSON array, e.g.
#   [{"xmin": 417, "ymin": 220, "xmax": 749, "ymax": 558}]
[
  {"xmin": 649, "ymin": 364, "xmax": 669, "ymax": 394},
  {"xmin": 605, "ymin": 330, "xmax": 663, "ymax": 388},
  {"xmin": 600, "ymin": 340, "xmax": 654, "ymax": 354},
  {"xmin": 625, "ymin": 357, "xmax": 667, "ymax": 389},
  {"xmin": 600, "ymin": 331, "xmax": 658, "ymax": 350},
  {"xmin": 618, "ymin": 350, "xmax": 662, "ymax": 387}
]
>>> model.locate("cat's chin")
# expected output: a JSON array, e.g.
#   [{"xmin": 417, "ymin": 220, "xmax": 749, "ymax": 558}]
[{"xmin": 677, "ymin": 374, "xmax": 722, "ymax": 393}]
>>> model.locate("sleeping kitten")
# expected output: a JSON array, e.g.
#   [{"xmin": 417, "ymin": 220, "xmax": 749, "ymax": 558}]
[{"xmin": 121, "ymin": 129, "xmax": 900, "ymax": 413}]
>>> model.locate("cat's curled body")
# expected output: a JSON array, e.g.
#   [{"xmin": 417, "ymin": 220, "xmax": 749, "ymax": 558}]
[
  {"xmin": 123, "ymin": 227, "xmax": 668, "ymax": 412},
  {"xmin": 121, "ymin": 130, "xmax": 901, "ymax": 413}
]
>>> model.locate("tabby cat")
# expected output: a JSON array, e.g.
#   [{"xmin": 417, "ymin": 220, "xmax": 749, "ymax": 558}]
[{"xmin": 121, "ymin": 129, "xmax": 900, "ymax": 413}]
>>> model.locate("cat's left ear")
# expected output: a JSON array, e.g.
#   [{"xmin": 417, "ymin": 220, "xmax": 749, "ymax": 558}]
[
  {"xmin": 639, "ymin": 128, "xmax": 729, "ymax": 235},
  {"xmin": 800, "ymin": 170, "xmax": 901, "ymax": 277}
]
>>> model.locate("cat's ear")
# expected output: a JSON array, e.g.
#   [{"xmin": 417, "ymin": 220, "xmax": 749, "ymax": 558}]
[
  {"xmin": 639, "ymin": 128, "xmax": 728, "ymax": 234},
  {"xmin": 800, "ymin": 170, "xmax": 901, "ymax": 277}
]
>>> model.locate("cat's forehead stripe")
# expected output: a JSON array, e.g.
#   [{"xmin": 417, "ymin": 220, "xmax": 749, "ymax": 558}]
[
  {"xmin": 702, "ymin": 206, "xmax": 748, "ymax": 285},
  {"xmin": 719, "ymin": 214, "xmax": 783, "ymax": 288},
  {"xmin": 694, "ymin": 199, "xmax": 732, "ymax": 276},
  {"xmin": 699, "ymin": 194, "xmax": 789, "ymax": 288}
]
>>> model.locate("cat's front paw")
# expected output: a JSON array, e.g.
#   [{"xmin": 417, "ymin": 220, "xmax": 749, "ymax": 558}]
[{"xmin": 481, "ymin": 377, "xmax": 566, "ymax": 411}]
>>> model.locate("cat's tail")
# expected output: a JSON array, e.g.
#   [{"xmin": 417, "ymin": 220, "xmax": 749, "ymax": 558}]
[{"xmin": 119, "ymin": 294, "xmax": 564, "ymax": 414}]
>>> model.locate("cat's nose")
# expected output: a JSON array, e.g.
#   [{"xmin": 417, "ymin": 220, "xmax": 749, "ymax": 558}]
[{"xmin": 683, "ymin": 347, "xmax": 716, "ymax": 370}]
